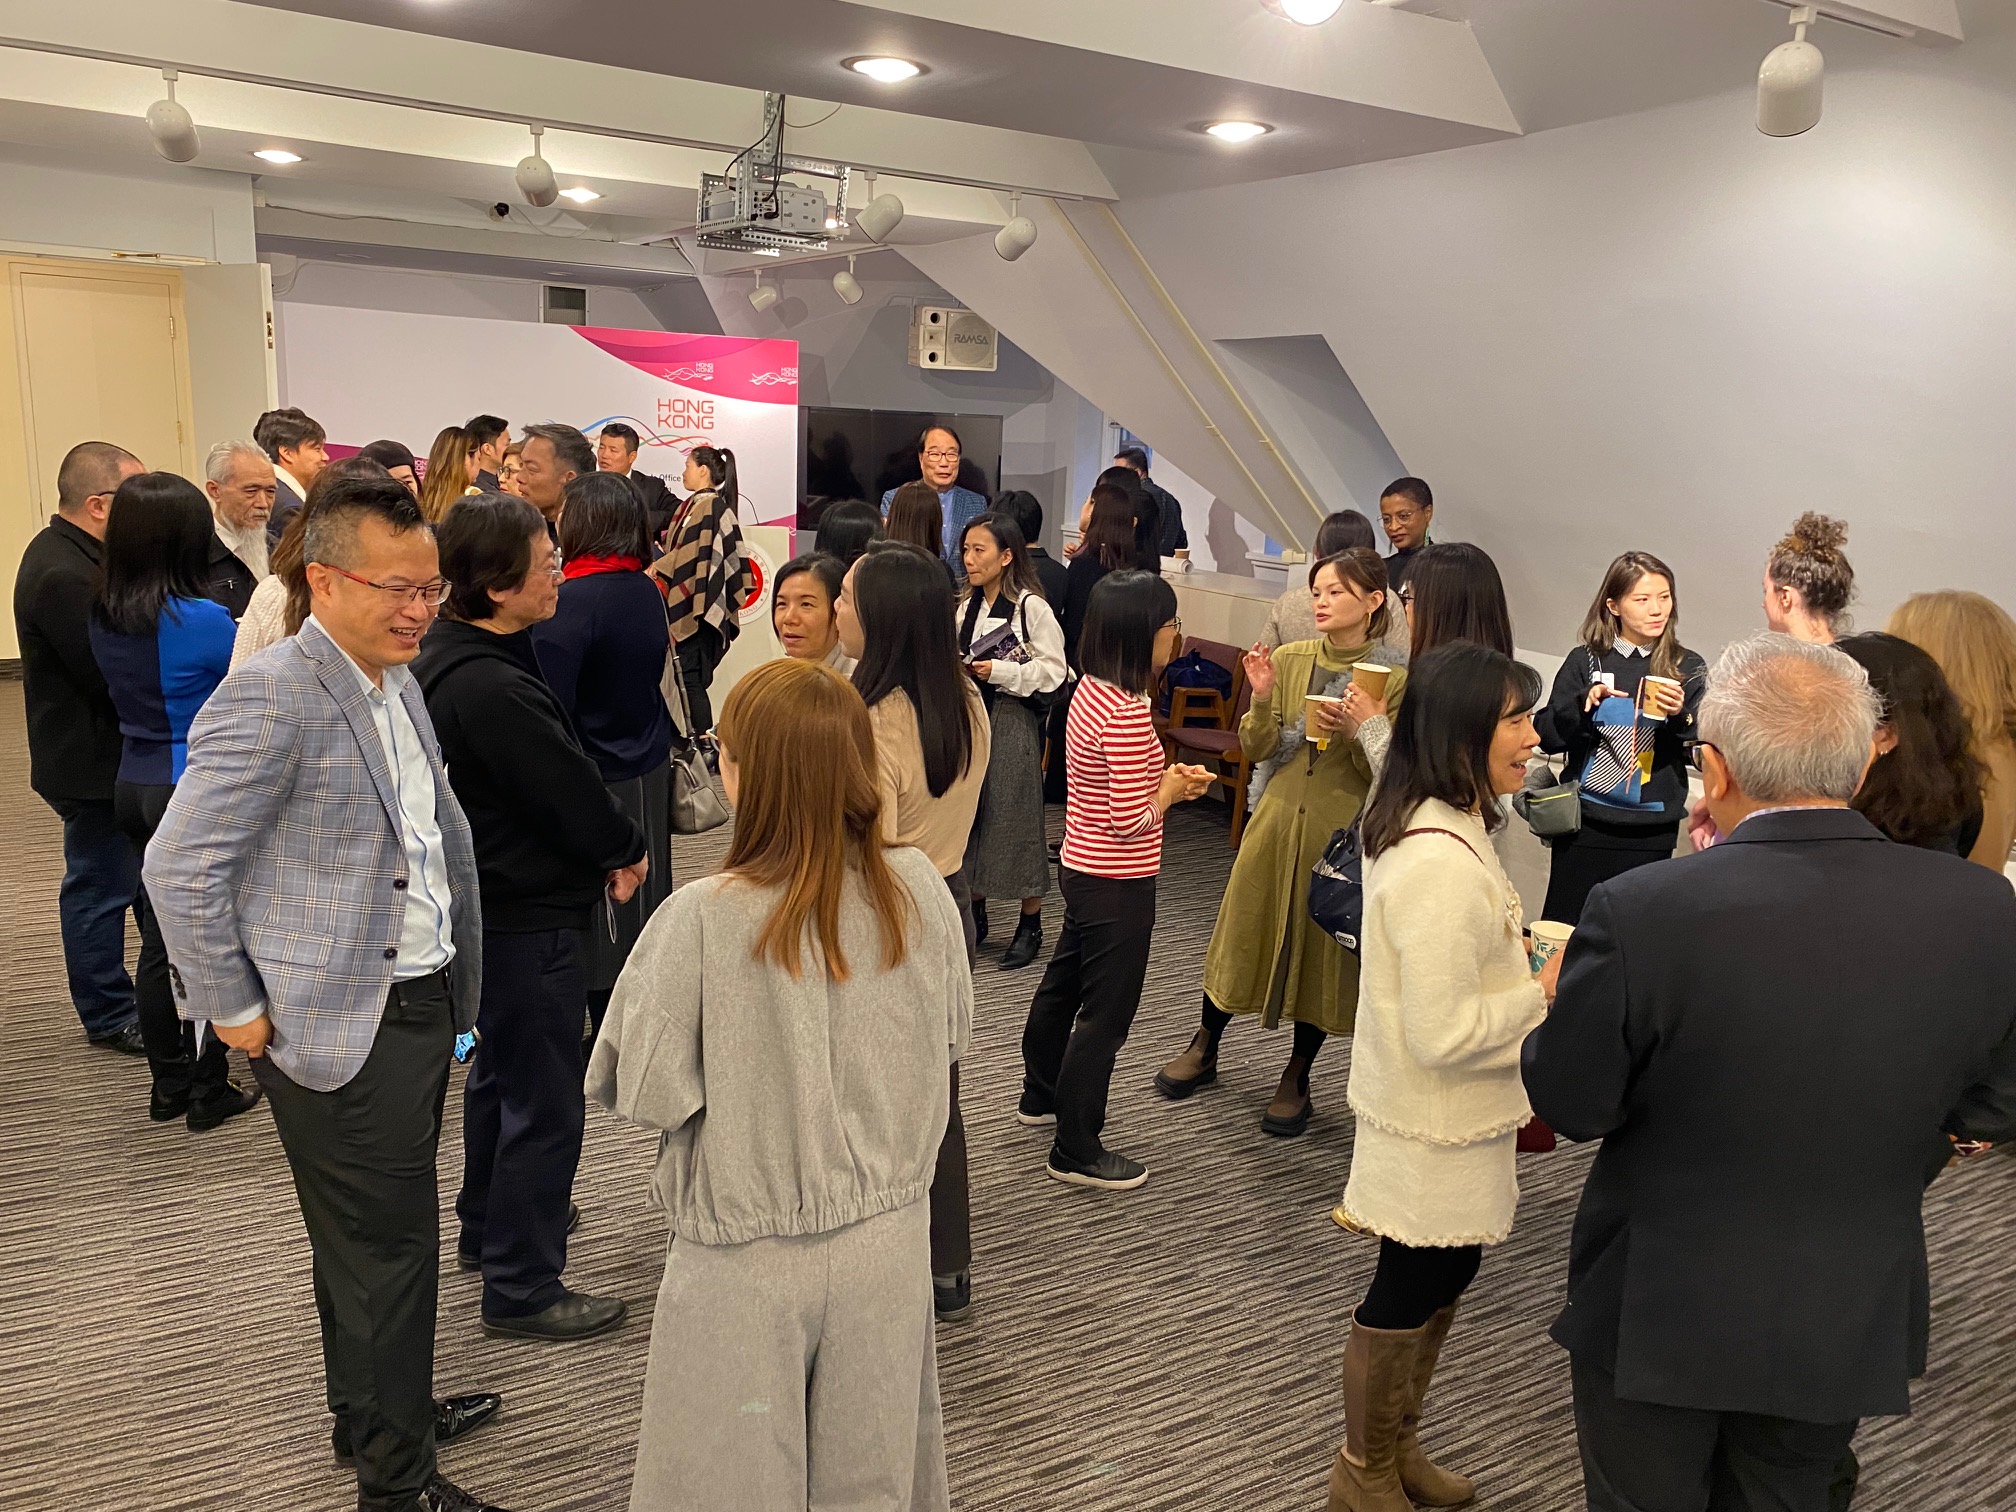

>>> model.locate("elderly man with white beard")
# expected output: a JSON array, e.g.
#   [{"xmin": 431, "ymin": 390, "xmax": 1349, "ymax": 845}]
[{"xmin": 203, "ymin": 439, "xmax": 276, "ymax": 619}]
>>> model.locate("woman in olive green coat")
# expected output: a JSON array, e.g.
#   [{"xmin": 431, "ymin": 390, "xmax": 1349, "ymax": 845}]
[{"xmin": 1154, "ymin": 547, "xmax": 1405, "ymax": 1137}]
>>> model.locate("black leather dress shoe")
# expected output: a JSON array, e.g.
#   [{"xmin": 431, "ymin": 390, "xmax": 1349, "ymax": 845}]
[
  {"xmin": 332, "ymin": 1392, "xmax": 504, "ymax": 1462},
  {"xmin": 420, "ymin": 1474, "xmax": 514, "ymax": 1512},
  {"xmin": 89, "ymin": 1022, "xmax": 147, "ymax": 1056},
  {"xmin": 459, "ymin": 1205, "xmax": 578, "ymax": 1271},
  {"xmin": 481, "ymin": 1290, "xmax": 627, "ymax": 1342},
  {"xmin": 187, "ymin": 1080, "xmax": 263, "ymax": 1132}
]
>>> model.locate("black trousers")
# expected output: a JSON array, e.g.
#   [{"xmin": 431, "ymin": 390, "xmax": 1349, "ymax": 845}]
[
  {"xmin": 1541, "ymin": 822, "xmax": 1678, "ymax": 926},
  {"xmin": 1356, "ymin": 1238, "xmax": 1483, "ymax": 1330},
  {"xmin": 457, "ymin": 928, "xmax": 588, "ymax": 1318},
  {"xmin": 676, "ymin": 621, "xmax": 727, "ymax": 734},
  {"xmin": 114, "ymin": 780, "xmax": 229, "ymax": 1107},
  {"xmin": 251, "ymin": 972, "xmax": 455, "ymax": 1512},
  {"xmin": 1019, "ymin": 867, "xmax": 1156, "ymax": 1163},
  {"xmin": 1571, "ymin": 1357, "xmax": 1859, "ymax": 1512},
  {"xmin": 931, "ymin": 871, "xmax": 977, "ymax": 1278}
]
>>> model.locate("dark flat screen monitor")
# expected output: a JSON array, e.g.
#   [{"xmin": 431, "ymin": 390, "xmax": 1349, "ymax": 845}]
[{"xmin": 798, "ymin": 409, "xmax": 1002, "ymax": 530}]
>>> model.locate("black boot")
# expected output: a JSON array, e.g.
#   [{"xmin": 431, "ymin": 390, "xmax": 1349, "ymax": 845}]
[
  {"xmin": 1001, "ymin": 910, "xmax": 1043, "ymax": 970},
  {"xmin": 972, "ymin": 897, "xmax": 991, "ymax": 946}
]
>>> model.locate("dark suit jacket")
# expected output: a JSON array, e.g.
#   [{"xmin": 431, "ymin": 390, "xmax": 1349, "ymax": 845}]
[
  {"xmin": 11, "ymin": 517, "xmax": 121, "ymax": 802},
  {"xmin": 1523, "ymin": 807, "xmax": 2016, "ymax": 1424},
  {"xmin": 1027, "ymin": 547, "xmax": 1070, "ymax": 617},
  {"xmin": 205, "ymin": 534, "xmax": 257, "ymax": 620},
  {"xmin": 624, "ymin": 471, "xmax": 677, "ymax": 544}
]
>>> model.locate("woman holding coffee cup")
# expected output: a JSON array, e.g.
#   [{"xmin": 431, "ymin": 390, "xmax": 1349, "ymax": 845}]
[
  {"xmin": 1155, "ymin": 547, "xmax": 1406, "ymax": 1139},
  {"xmin": 1534, "ymin": 550, "xmax": 1707, "ymax": 925}
]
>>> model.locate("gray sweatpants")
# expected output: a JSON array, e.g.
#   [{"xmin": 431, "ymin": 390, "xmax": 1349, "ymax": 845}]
[{"xmin": 628, "ymin": 1199, "xmax": 950, "ymax": 1512}]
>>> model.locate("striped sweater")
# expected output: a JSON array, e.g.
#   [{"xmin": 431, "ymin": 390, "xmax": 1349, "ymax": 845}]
[{"xmin": 1060, "ymin": 675, "xmax": 1166, "ymax": 879}]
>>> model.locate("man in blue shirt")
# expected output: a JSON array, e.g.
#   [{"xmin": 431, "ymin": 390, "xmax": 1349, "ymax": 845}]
[{"xmin": 881, "ymin": 423, "xmax": 989, "ymax": 565}]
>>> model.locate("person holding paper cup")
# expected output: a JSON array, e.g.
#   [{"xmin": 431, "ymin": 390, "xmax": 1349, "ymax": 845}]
[
  {"xmin": 1535, "ymin": 551, "xmax": 1706, "ymax": 926},
  {"xmin": 1155, "ymin": 548, "xmax": 1406, "ymax": 1139}
]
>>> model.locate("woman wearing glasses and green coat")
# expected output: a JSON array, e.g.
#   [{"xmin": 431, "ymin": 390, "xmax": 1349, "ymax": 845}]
[{"xmin": 1154, "ymin": 548, "xmax": 1407, "ymax": 1139}]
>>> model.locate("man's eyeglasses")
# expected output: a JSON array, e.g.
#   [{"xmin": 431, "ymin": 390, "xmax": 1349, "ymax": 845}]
[
  {"xmin": 1682, "ymin": 738, "xmax": 1719, "ymax": 773},
  {"xmin": 320, "ymin": 564, "xmax": 452, "ymax": 608},
  {"xmin": 922, "ymin": 449, "xmax": 962, "ymax": 463}
]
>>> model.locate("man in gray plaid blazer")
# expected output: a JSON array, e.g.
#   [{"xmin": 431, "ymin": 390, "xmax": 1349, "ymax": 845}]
[{"xmin": 144, "ymin": 476, "xmax": 512, "ymax": 1512}]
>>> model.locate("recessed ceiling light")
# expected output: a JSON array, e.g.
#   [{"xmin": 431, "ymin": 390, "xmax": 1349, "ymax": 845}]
[
  {"xmin": 845, "ymin": 56, "xmax": 925, "ymax": 83},
  {"xmin": 252, "ymin": 148, "xmax": 303, "ymax": 164},
  {"xmin": 558, "ymin": 186, "xmax": 601, "ymax": 204},
  {"xmin": 1204, "ymin": 120, "xmax": 1272, "ymax": 143},
  {"xmin": 1262, "ymin": 0, "xmax": 1345, "ymax": 23}
]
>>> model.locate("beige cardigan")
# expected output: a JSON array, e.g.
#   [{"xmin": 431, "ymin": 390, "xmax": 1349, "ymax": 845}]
[{"xmin": 1347, "ymin": 798, "xmax": 1548, "ymax": 1144}]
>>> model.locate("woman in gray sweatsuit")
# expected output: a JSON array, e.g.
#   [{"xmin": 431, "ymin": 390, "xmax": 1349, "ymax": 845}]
[{"xmin": 589, "ymin": 657, "xmax": 975, "ymax": 1512}]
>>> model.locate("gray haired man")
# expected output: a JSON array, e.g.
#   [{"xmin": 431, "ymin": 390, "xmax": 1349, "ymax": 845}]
[
  {"xmin": 1524, "ymin": 633, "xmax": 2016, "ymax": 1512},
  {"xmin": 203, "ymin": 439, "xmax": 277, "ymax": 615}
]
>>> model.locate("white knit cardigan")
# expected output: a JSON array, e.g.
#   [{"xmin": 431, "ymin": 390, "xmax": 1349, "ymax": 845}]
[{"xmin": 1346, "ymin": 797, "xmax": 1549, "ymax": 1145}]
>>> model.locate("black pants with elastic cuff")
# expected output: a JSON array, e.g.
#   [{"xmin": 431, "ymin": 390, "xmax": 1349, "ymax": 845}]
[
  {"xmin": 1571, "ymin": 1356, "xmax": 1858, "ymax": 1512},
  {"xmin": 115, "ymin": 779, "xmax": 229, "ymax": 1107},
  {"xmin": 931, "ymin": 870, "xmax": 977, "ymax": 1278},
  {"xmin": 251, "ymin": 971, "xmax": 455, "ymax": 1512},
  {"xmin": 1020, "ymin": 867, "xmax": 1157, "ymax": 1164},
  {"xmin": 1355, "ymin": 1237, "xmax": 1482, "ymax": 1331}
]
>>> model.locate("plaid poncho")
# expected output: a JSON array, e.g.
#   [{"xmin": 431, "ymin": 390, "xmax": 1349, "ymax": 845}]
[{"xmin": 656, "ymin": 488, "xmax": 749, "ymax": 646}]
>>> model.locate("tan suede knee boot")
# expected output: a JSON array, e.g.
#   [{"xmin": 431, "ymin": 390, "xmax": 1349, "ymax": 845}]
[
  {"xmin": 1396, "ymin": 1304, "xmax": 1476, "ymax": 1507},
  {"xmin": 1325, "ymin": 1319, "xmax": 1419, "ymax": 1512}
]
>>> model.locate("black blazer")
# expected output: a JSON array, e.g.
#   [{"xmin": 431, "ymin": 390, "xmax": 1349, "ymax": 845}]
[
  {"xmin": 1523, "ymin": 807, "xmax": 2016, "ymax": 1423},
  {"xmin": 11, "ymin": 517, "xmax": 122, "ymax": 802},
  {"xmin": 205, "ymin": 534, "xmax": 257, "ymax": 620},
  {"xmin": 626, "ymin": 471, "xmax": 678, "ymax": 545}
]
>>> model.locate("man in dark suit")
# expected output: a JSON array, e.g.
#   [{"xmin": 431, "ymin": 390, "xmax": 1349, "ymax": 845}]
[
  {"xmin": 12, "ymin": 440, "xmax": 147, "ymax": 1051},
  {"xmin": 1524, "ymin": 633, "xmax": 2016, "ymax": 1512},
  {"xmin": 595, "ymin": 423, "xmax": 676, "ymax": 543},
  {"xmin": 995, "ymin": 489, "xmax": 1068, "ymax": 610},
  {"xmin": 466, "ymin": 414, "xmax": 511, "ymax": 492}
]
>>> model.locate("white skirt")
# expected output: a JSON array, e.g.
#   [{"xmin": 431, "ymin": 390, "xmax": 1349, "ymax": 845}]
[{"xmin": 1339, "ymin": 1120, "xmax": 1521, "ymax": 1248}]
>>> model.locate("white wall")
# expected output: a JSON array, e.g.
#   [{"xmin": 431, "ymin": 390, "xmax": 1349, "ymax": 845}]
[
  {"xmin": 0, "ymin": 146, "xmax": 255, "ymax": 262},
  {"xmin": 271, "ymin": 260, "xmax": 678, "ymax": 338}
]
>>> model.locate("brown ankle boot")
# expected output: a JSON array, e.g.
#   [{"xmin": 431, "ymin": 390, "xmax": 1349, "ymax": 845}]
[
  {"xmin": 1153, "ymin": 1028, "xmax": 1218, "ymax": 1101},
  {"xmin": 1397, "ymin": 1304, "xmax": 1476, "ymax": 1507},
  {"xmin": 1261, "ymin": 1051, "xmax": 1314, "ymax": 1137},
  {"xmin": 1325, "ymin": 1319, "xmax": 1419, "ymax": 1512}
]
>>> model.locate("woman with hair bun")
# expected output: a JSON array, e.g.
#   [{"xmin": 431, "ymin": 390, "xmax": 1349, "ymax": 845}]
[{"xmin": 1764, "ymin": 512, "xmax": 1855, "ymax": 644}]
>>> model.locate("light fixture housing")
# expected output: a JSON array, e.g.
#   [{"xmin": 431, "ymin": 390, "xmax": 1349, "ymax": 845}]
[
  {"xmin": 252, "ymin": 148, "xmax": 302, "ymax": 165},
  {"xmin": 994, "ymin": 193, "xmax": 1038, "ymax": 262},
  {"xmin": 834, "ymin": 255, "xmax": 863, "ymax": 306},
  {"xmin": 1261, "ymin": 0, "xmax": 1346, "ymax": 23},
  {"xmin": 844, "ymin": 56, "xmax": 925, "ymax": 83},
  {"xmin": 749, "ymin": 275, "xmax": 779, "ymax": 313},
  {"xmin": 855, "ymin": 171, "xmax": 906, "ymax": 243},
  {"xmin": 1204, "ymin": 120, "xmax": 1273, "ymax": 144},
  {"xmin": 516, "ymin": 124, "xmax": 558, "ymax": 208},
  {"xmin": 1758, "ymin": 7, "xmax": 1824, "ymax": 137},
  {"xmin": 558, "ymin": 186, "xmax": 601, "ymax": 204},
  {"xmin": 146, "ymin": 70, "xmax": 200, "ymax": 164}
]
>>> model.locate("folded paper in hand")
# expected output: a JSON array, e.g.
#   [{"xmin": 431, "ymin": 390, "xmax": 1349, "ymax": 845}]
[{"xmin": 968, "ymin": 621, "xmax": 1031, "ymax": 665}]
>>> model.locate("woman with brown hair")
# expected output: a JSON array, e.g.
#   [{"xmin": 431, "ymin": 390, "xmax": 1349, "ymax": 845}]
[
  {"xmin": 1534, "ymin": 550, "xmax": 1707, "ymax": 925},
  {"xmin": 419, "ymin": 424, "xmax": 482, "ymax": 523},
  {"xmin": 590, "ymin": 658, "xmax": 970, "ymax": 1512},
  {"xmin": 1765, "ymin": 512, "xmax": 1855, "ymax": 643},
  {"xmin": 229, "ymin": 455, "xmax": 391, "ymax": 670},
  {"xmin": 885, "ymin": 480, "xmax": 955, "ymax": 586},
  {"xmin": 1155, "ymin": 548, "xmax": 1406, "ymax": 1138},
  {"xmin": 1887, "ymin": 591, "xmax": 2016, "ymax": 870}
]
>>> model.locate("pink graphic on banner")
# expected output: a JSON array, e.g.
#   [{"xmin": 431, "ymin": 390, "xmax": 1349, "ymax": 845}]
[{"xmin": 571, "ymin": 329, "xmax": 799, "ymax": 405}]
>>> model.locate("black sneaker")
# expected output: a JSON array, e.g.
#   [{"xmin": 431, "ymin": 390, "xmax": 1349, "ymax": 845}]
[
  {"xmin": 933, "ymin": 1272, "xmax": 972, "ymax": 1323},
  {"xmin": 1013, "ymin": 1099, "xmax": 1057, "ymax": 1128},
  {"xmin": 1046, "ymin": 1146, "xmax": 1148, "ymax": 1191}
]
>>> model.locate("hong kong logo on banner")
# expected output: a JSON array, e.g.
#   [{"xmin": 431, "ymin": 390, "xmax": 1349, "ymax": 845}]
[{"xmin": 737, "ymin": 541, "xmax": 774, "ymax": 626}]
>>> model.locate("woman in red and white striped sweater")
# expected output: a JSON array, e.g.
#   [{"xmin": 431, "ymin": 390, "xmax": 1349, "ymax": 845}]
[{"xmin": 1017, "ymin": 570, "xmax": 1212, "ymax": 1190}]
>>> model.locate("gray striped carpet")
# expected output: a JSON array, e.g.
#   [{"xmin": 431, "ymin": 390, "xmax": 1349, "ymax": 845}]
[{"xmin": 2, "ymin": 675, "xmax": 2011, "ymax": 1511}]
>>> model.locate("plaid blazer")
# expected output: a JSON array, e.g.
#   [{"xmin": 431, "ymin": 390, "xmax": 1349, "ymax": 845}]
[{"xmin": 142, "ymin": 620, "xmax": 482, "ymax": 1092}]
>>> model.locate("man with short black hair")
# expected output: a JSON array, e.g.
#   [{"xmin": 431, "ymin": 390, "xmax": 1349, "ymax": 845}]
[
  {"xmin": 13, "ymin": 440, "xmax": 148, "ymax": 1051},
  {"xmin": 1115, "ymin": 446, "xmax": 1187, "ymax": 557},
  {"xmin": 254, "ymin": 406, "xmax": 329, "ymax": 544},
  {"xmin": 203, "ymin": 439, "xmax": 275, "ymax": 617},
  {"xmin": 880, "ymin": 424, "xmax": 988, "ymax": 565},
  {"xmin": 995, "ymin": 489, "xmax": 1068, "ymax": 610},
  {"xmin": 516, "ymin": 422, "xmax": 595, "ymax": 530},
  {"xmin": 145, "ymin": 475, "xmax": 511, "ymax": 1512},
  {"xmin": 596, "ymin": 423, "xmax": 675, "ymax": 542},
  {"xmin": 465, "ymin": 415, "xmax": 511, "ymax": 492},
  {"xmin": 1378, "ymin": 477, "xmax": 1434, "ymax": 590}
]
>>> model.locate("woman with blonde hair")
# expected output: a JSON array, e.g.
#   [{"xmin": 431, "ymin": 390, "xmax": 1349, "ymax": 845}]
[
  {"xmin": 1887, "ymin": 590, "xmax": 2016, "ymax": 871},
  {"xmin": 419, "ymin": 424, "xmax": 482, "ymax": 522},
  {"xmin": 590, "ymin": 657, "xmax": 970, "ymax": 1512}
]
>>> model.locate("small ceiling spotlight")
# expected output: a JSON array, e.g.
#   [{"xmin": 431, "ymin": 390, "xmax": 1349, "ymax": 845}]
[
  {"xmin": 516, "ymin": 124, "xmax": 558, "ymax": 208},
  {"xmin": 834, "ymin": 255, "xmax": 863, "ymax": 306},
  {"xmin": 558, "ymin": 186, "xmax": 601, "ymax": 204},
  {"xmin": 845, "ymin": 56, "xmax": 925, "ymax": 83},
  {"xmin": 1204, "ymin": 120, "xmax": 1273, "ymax": 144},
  {"xmin": 855, "ymin": 170, "xmax": 906, "ymax": 243},
  {"xmin": 146, "ymin": 70, "xmax": 200, "ymax": 164},
  {"xmin": 1758, "ymin": 5, "xmax": 1824, "ymax": 137},
  {"xmin": 994, "ymin": 193, "xmax": 1038, "ymax": 263},
  {"xmin": 1261, "ymin": 0, "xmax": 1346, "ymax": 23},
  {"xmin": 252, "ymin": 148, "xmax": 303, "ymax": 165},
  {"xmin": 749, "ymin": 273, "xmax": 779, "ymax": 313}
]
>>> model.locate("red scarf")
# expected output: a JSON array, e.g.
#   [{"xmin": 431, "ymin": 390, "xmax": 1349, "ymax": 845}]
[{"xmin": 562, "ymin": 553, "xmax": 645, "ymax": 581}]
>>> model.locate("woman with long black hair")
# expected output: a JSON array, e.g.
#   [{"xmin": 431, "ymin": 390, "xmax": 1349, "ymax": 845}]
[
  {"xmin": 956, "ymin": 514, "xmax": 1066, "ymax": 971},
  {"xmin": 652, "ymin": 444, "xmax": 747, "ymax": 734},
  {"xmin": 88, "ymin": 472, "xmax": 261, "ymax": 1130},
  {"xmin": 1838, "ymin": 633, "xmax": 1985, "ymax": 856},
  {"xmin": 835, "ymin": 540, "xmax": 991, "ymax": 1322}
]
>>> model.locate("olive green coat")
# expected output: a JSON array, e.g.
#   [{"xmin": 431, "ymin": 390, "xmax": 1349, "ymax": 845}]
[{"xmin": 1201, "ymin": 638, "xmax": 1408, "ymax": 1036}]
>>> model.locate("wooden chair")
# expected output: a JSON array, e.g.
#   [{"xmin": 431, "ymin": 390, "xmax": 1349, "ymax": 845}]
[
  {"xmin": 1153, "ymin": 637, "xmax": 1242, "ymax": 745},
  {"xmin": 1168, "ymin": 675, "xmax": 1257, "ymax": 848}
]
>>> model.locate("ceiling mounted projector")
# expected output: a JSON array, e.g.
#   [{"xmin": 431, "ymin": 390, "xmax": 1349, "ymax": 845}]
[
  {"xmin": 1261, "ymin": 0, "xmax": 1345, "ymax": 22},
  {"xmin": 994, "ymin": 194, "xmax": 1037, "ymax": 262},
  {"xmin": 146, "ymin": 70, "xmax": 200, "ymax": 164},
  {"xmin": 833, "ymin": 256, "xmax": 863, "ymax": 306},
  {"xmin": 1758, "ymin": 6, "xmax": 1824, "ymax": 136},
  {"xmin": 516, "ymin": 125, "xmax": 558, "ymax": 208},
  {"xmin": 749, "ymin": 274, "xmax": 779, "ymax": 313},
  {"xmin": 855, "ymin": 172, "xmax": 906, "ymax": 243}
]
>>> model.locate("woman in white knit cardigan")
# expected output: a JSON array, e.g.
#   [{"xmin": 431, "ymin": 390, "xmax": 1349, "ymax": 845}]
[{"xmin": 1327, "ymin": 641, "xmax": 1554, "ymax": 1512}]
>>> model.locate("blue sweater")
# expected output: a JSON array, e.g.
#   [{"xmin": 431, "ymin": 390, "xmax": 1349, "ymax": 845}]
[
  {"xmin": 531, "ymin": 570, "xmax": 676, "ymax": 782},
  {"xmin": 89, "ymin": 595, "xmax": 237, "ymax": 785}
]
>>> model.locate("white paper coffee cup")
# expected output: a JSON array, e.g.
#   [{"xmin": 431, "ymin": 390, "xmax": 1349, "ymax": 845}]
[
  {"xmin": 1305, "ymin": 694, "xmax": 1344, "ymax": 748},
  {"xmin": 1528, "ymin": 919, "xmax": 1574, "ymax": 973}
]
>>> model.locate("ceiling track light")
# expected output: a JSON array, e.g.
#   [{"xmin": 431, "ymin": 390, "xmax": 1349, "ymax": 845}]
[
  {"xmin": 516, "ymin": 124, "xmax": 558, "ymax": 207},
  {"xmin": 833, "ymin": 254, "xmax": 863, "ymax": 306},
  {"xmin": 994, "ymin": 192, "xmax": 1038, "ymax": 262},
  {"xmin": 1260, "ymin": 0, "xmax": 1346, "ymax": 23},
  {"xmin": 1758, "ymin": 5, "xmax": 1825, "ymax": 138},
  {"xmin": 748, "ymin": 271, "xmax": 779, "ymax": 313},
  {"xmin": 146, "ymin": 69, "xmax": 200, "ymax": 163},
  {"xmin": 854, "ymin": 170, "xmax": 906, "ymax": 244}
]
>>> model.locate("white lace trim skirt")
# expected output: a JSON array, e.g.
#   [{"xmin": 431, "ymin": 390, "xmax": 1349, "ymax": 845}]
[{"xmin": 1339, "ymin": 1120, "xmax": 1520, "ymax": 1248}]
